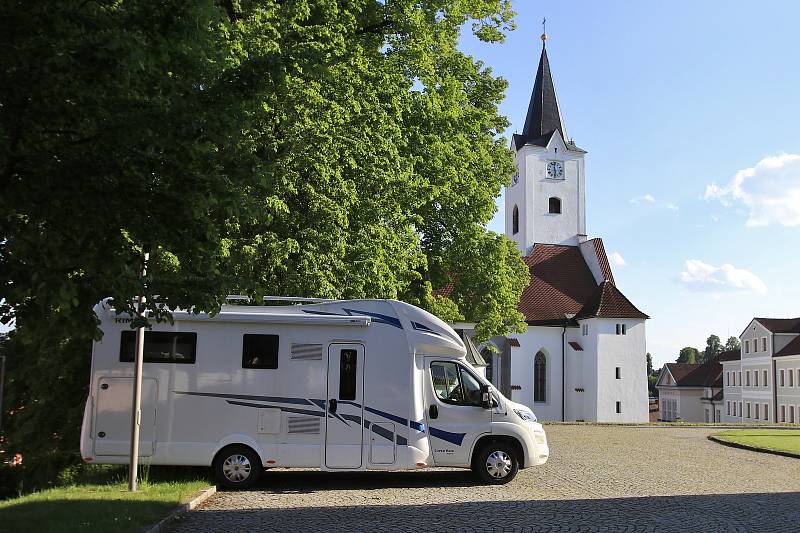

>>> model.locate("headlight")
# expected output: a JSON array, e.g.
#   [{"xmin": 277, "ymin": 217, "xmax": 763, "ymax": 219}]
[{"xmin": 513, "ymin": 408, "xmax": 537, "ymax": 422}]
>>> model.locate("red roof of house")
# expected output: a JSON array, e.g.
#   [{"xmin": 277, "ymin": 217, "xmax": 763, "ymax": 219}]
[
  {"xmin": 587, "ymin": 238, "xmax": 615, "ymax": 284},
  {"xmin": 568, "ymin": 341, "xmax": 584, "ymax": 351},
  {"xmin": 775, "ymin": 335, "xmax": 800, "ymax": 357},
  {"xmin": 576, "ymin": 280, "xmax": 649, "ymax": 320},
  {"xmin": 663, "ymin": 361, "xmax": 722, "ymax": 388},
  {"xmin": 754, "ymin": 317, "xmax": 800, "ymax": 334},
  {"xmin": 718, "ymin": 348, "xmax": 741, "ymax": 361},
  {"xmin": 518, "ymin": 244, "xmax": 599, "ymax": 323}
]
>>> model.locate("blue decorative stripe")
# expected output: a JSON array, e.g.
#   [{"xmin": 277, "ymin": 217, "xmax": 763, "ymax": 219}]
[
  {"xmin": 364, "ymin": 406, "xmax": 407, "ymax": 427},
  {"xmin": 301, "ymin": 308, "xmax": 403, "ymax": 329},
  {"xmin": 342, "ymin": 308, "xmax": 402, "ymax": 329},
  {"xmin": 429, "ymin": 427, "xmax": 466, "ymax": 446},
  {"xmin": 369, "ymin": 421, "xmax": 395, "ymax": 442},
  {"xmin": 226, "ymin": 400, "xmax": 324, "ymax": 418},
  {"xmin": 411, "ymin": 321, "xmax": 444, "ymax": 337},
  {"xmin": 410, "ymin": 420, "xmax": 425, "ymax": 432},
  {"xmin": 176, "ymin": 391, "xmax": 312, "ymax": 405},
  {"xmin": 396, "ymin": 435, "xmax": 408, "ymax": 445},
  {"xmin": 340, "ymin": 414, "xmax": 362, "ymax": 425}
]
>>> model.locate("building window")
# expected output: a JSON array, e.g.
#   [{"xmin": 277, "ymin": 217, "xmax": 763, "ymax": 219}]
[
  {"xmin": 615, "ymin": 323, "xmax": 626, "ymax": 335},
  {"xmin": 732, "ymin": 372, "xmax": 736, "ymax": 386},
  {"xmin": 755, "ymin": 403, "xmax": 760, "ymax": 420},
  {"xmin": 738, "ymin": 401, "xmax": 742, "ymax": 417},
  {"xmin": 534, "ymin": 351, "xmax": 547, "ymax": 403},
  {"xmin": 726, "ymin": 401, "xmax": 730, "ymax": 415},
  {"xmin": 746, "ymin": 402, "xmax": 751, "ymax": 418},
  {"xmin": 582, "ymin": 324, "xmax": 588, "ymax": 336},
  {"xmin": 791, "ymin": 406, "xmax": 796, "ymax": 424},
  {"xmin": 780, "ymin": 404, "xmax": 786, "ymax": 423},
  {"xmin": 615, "ymin": 367, "xmax": 621, "ymax": 380},
  {"xmin": 242, "ymin": 334, "xmax": 279, "ymax": 369},
  {"xmin": 746, "ymin": 371, "xmax": 750, "ymax": 387},
  {"xmin": 512, "ymin": 205, "xmax": 519, "ymax": 235},
  {"xmin": 622, "ymin": 324, "xmax": 627, "ymax": 335},
  {"xmin": 732, "ymin": 402, "xmax": 737, "ymax": 417},
  {"xmin": 781, "ymin": 369, "xmax": 785, "ymax": 387},
  {"xmin": 754, "ymin": 371, "xmax": 759, "ymax": 387},
  {"xmin": 548, "ymin": 197, "xmax": 562, "ymax": 214},
  {"xmin": 745, "ymin": 340, "xmax": 750, "ymax": 354},
  {"xmin": 726, "ymin": 372, "xmax": 729, "ymax": 386},
  {"xmin": 616, "ymin": 401, "xmax": 622, "ymax": 414},
  {"xmin": 762, "ymin": 337, "xmax": 767, "ymax": 352},
  {"xmin": 120, "ymin": 331, "xmax": 197, "ymax": 364},
  {"xmin": 764, "ymin": 403, "xmax": 769, "ymax": 421},
  {"xmin": 790, "ymin": 370, "xmax": 795, "ymax": 387},
  {"xmin": 763, "ymin": 370, "xmax": 768, "ymax": 387},
  {"xmin": 738, "ymin": 371, "xmax": 742, "ymax": 386}
]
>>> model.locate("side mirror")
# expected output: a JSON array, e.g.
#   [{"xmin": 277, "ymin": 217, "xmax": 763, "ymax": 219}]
[{"xmin": 480, "ymin": 384, "xmax": 492, "ymax": 409}]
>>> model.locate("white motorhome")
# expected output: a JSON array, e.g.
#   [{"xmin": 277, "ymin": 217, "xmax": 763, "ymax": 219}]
[{"xmin": 80, "ymin": 299, "xmax": 549, "ymax": 486}]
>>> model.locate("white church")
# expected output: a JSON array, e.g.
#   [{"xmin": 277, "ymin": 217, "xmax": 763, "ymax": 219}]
[{"xmin": 455, "ymin": 35, "xmax": 649, "ymax": 423}]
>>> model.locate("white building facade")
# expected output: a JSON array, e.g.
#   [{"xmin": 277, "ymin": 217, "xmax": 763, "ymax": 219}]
[
  {"xmin": 721, "ymin": 318, "xmax": 800, "ymax": 423},
  {"xmin": 472, "ymin": 36, "xmax": 650, "ymax": 423}
]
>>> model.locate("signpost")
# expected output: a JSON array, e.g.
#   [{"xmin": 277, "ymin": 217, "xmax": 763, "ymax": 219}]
[{"xmin": 128, "ymin": 252, "xmax": 149, "ymax": 492}]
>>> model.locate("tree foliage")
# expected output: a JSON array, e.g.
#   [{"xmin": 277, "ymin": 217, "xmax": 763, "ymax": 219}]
[
  {"xmin": 0, "ymin": 0, "xmax": 525, "ymax": 341},
  {"xmin": 724, "ymin": 336, "xmax": 741, "ymax": 351},
  {"xmin": 677, "ymin": 346, "xmax": 699, "ymax": 364},
  {"xmin": 0, "ymin": 0, "xmax": 526, "ymax": 492}
]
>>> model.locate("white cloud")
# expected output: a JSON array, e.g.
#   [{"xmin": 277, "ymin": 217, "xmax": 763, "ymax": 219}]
[
  {"xmin": 609, "ymin": 251, "xmax": 627, "ymax": 266},
  {"xmin": 663, "ymin": 202, "xmax": 679, "ymax": 211},
  {"xmin": 630, "ymin": 194, "xmax": 655, "ymax": 204},
  {"xmin": 679, "ymin": 259, "xmax": 767, "ymax": 294},
  {"xmin": 704, "ymin": 153, "xmax": 800, "ymax": 226}
]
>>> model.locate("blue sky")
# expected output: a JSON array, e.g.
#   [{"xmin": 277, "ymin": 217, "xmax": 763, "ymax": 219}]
[{"xmin": 460, "ymin": 1, "xmax": 800, "ymax": 367}]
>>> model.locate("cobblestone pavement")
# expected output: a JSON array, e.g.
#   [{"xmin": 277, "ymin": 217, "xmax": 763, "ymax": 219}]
[{"xmin": 171, "ymin": 426, "xmax": 800, "ymax": 532}]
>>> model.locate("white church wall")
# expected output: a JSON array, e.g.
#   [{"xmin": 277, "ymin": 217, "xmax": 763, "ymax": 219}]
[
  {"xmin": 509, "ymin": 326, "xmax": 564, "ymax": 421},
  {"xmin": 595, "ymin": 319, "xmax": 648, "ymax": 422},
  {"xmin": 506, "ymin": 148, "xmax": 529, "ymax": 252}
]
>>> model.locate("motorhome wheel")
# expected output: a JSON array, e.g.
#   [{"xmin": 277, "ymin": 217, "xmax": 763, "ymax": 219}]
[
  {"xmin": 474, "ymin": 442, "xmax": 519, "ymax": 485},
  {"xmin": 214, "ymin": 445, "xmax": 262, "ymax": 489}
]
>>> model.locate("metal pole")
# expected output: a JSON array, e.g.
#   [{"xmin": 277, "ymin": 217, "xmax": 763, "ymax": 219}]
[
  {"xmin": 128, "ymin": 252, "xmax": 149, "ymax": 492},
  {"xmin": 0, "ymin": 355, "xmax": 6, "ymax": 432}
]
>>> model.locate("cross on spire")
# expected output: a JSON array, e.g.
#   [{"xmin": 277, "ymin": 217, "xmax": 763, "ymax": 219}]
[{"xmin": 541, "ymin": 17, "xmax": 548, "ymax": 46}]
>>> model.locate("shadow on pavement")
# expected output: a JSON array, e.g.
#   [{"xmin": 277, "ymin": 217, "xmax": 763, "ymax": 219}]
[{"xmin": 248, "ymin": 469, "xmax": 481, "ymax": 493}]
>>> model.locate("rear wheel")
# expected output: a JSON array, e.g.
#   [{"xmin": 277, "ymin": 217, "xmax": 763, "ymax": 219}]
[
  {"xmin": 473, "ymin": 442, "xmax": 519, "ymax": 485},
  {"xmin": 213, "ymin": 445, "xmax": 262, "ymax": 489}
]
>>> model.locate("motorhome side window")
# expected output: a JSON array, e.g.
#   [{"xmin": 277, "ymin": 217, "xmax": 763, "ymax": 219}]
[
  {"xmin": 430, "ymin": 362, "xmax": 482, "ymax": 407},
  {"xmin": 119, "ymin": 331, "xmax": 197, "ymax": 364},
  {"xmin": 339, "ymin": 349, "xmax": 358, "ymax": 401},
  {"xmin": 242, "ymin": 334, "xmax": 279, "ymax": 369}
]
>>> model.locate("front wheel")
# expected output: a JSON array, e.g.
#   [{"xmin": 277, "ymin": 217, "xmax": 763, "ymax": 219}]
[
  {"xmin": 473, "ymin": 442, "xmax": 520, "ymax": 485},
  {"xmin": 213, "ymin": 445, "xmax": 262, "ymax": 490}
]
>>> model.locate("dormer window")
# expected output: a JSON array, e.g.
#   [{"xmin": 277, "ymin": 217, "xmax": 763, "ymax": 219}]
[{"xmin": 548, "ymin": 197, "xmax": 561, "ymax": 214}]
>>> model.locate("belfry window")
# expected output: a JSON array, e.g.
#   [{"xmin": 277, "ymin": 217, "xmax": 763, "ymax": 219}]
[
  {"xmin": 548, "ymin": 197, "xmax": 561, "ymax": 214},
  {"xmin": 512, "ymin": 205, "xmax": 519, "ymax": 234},
  {"xmin": 534, "ymin": 351, "xmax": 546, "ymax": 403}
]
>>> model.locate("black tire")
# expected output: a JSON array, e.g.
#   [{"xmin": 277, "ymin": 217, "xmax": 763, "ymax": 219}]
[
  {"xmin": 213, "ymin": 445, "xmax": 262, "ymax": 490},
  {"xmin": 473, "ymin": 442, "xmax": 520, "ymax": 485}
]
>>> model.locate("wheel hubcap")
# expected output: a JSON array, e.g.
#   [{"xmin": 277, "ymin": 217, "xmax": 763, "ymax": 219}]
[
  {"xmin": 222, "ymin": 454, "xmax": 252, "ymax": 483},
  {"xmin": 485, "ymin": 450, "xmax": 512, "ymax": 479}
]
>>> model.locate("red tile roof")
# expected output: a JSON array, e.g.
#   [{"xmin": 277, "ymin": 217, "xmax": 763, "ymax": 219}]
[
  {"xmin": 518, "ymin": 244, "xmax": 599, "ymax": 323},
  {"xmin": 588, "ymin": 238, "xmax": 615, "ymax": 284},
  {"xmin": 568, "ymin": 341, "xmax": 584, "ymax": 351},
  {"xmin": 508, "ymin": 338, "xmax": 521, "ymax": 347},
  {"xmin": 663, "ymin": 361, "xmax": 722, "ymax": 388},
  {"xmin": 775, "ymin": 335, "xmax": 800, "ymax": 357},
  {"xmin": 576, "ymin": 280, "xmax": 649, "ymax": 320},
  {"xmin": 717, "ymin": 348, "xmax": 741, "ymax": 362},
  {"xmin": 754, "ymin": 317, "xmax": 800, "ymax": 334}
]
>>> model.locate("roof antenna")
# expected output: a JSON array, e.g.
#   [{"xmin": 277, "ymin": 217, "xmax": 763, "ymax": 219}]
[{"xmin": 541, "ymin": 17, "xmax": 548, "ymax": 47}]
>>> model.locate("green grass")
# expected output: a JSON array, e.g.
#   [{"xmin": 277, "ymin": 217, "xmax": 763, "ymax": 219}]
[
  {"xmin": 713, "ymin": 429, "xmax": 800, "ymax": 455},
  {"xmin": 0, "ymin": 467, "xmax": 209, "ymax": 533}
]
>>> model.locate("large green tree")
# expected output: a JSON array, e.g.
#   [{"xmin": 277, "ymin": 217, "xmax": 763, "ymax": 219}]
[
  {"xmin": 1, "ymin": 0, "xmax": 525, "ymax": 341},
  {"xmin": 677, "ymin": 347, "xmax": 699, "ymax": 364},
  {"xmin": 1, "ymin": 0, "xmax": 527, "ymax": 491},
  {"xmin": 724, "ymin": 336, "xmax": 741, "ymax": 352}
]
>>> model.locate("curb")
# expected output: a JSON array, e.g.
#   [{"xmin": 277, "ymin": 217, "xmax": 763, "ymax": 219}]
[
  {"xmin": 141, "ymin": 485, "xmax": 217, "ymax": 533},
  {"xmin": 707, "ymin": 435, "xmax": 800, "ymax": 459}
]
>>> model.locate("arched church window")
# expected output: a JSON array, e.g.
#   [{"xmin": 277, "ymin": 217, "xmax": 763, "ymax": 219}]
[
  {"xmin": 534, "ymin": 351, "xmax": 546, "ymax": 402},
  {"xmin": 548, "ymin": 197, "xmax": 561, "ymax": 214},
  {"xmin": 512, "ymin": 205, "xmax": 519, "ymax": 234}
]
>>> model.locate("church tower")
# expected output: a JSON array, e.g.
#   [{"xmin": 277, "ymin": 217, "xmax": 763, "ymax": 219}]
[{"xmin": 506, "ymin": 32, "xmax": 587, "ymax": 254}]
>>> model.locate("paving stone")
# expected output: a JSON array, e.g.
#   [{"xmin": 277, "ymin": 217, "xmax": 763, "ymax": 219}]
[{"xmin": 170, "ymin": 426, "xmax": 800, "ymax": 532}]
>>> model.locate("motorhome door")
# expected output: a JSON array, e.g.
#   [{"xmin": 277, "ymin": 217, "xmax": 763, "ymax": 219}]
[{"xmin": 324, "ymin": 343, "xmax": 365, "ymax": 469}]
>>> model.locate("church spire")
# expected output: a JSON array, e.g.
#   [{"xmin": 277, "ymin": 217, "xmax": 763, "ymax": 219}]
[{"xmin": 521, "ymin": 29, "xmax": 568, "ymax": 144}]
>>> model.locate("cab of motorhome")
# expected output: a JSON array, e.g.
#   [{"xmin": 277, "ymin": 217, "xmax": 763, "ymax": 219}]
[{"xmin": 80, "ymin": 298, "xmax": 548, "ymax": 486}]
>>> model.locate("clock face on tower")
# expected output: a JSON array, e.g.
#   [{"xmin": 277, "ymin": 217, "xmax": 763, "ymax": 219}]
[{"xmin": 546, "ymin": 161, "xmax": 564, "ymax": 179}]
